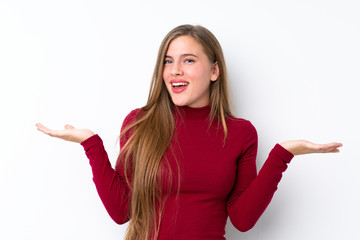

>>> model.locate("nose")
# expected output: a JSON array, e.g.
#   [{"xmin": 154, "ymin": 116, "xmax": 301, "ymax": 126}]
[{"xmin": 171, "ymin": 62, "xmax": 183, "ymax": 76}]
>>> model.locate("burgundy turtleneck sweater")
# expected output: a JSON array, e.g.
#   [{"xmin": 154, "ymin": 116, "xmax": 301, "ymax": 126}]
[{"xmin": 81, "ymin": 106, "xmax": 293, "ymax": 239}]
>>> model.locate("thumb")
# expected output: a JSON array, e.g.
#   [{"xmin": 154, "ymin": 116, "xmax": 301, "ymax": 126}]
[{"xmin": 64, "ymin": 124, "xmax": 75, "ymax": 129}]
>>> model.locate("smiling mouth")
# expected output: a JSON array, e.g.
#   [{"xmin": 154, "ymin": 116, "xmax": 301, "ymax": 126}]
[
  {"xmin": 171, "ymin": 82, "xmax": 189, "ymax": 87},
  {"xmin": 170, "ymin": 81, "xmax": 189, "ymax": 93}
]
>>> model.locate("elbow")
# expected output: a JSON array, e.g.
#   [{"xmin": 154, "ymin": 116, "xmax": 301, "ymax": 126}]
[
  {"xmin": 228, "ymin": 211, "xmax": 258, "ymax": 232},
  {"xmin": 232, "ymin": 220, "xmax": 256, "ymax": 232},
  {"xmin": 111, "ymin": 214, "xmax": 130, "ymax": 225},
  {"xmin": 236, "ymin": 224, "xmax": 255, "ymax": 232},
  {"xmin": 102, "ymin": 198, "xmax": 131, "ymax": 225},
  {"xmin": 106, "ymin": 205, "xmax": 131, "ymax": 225},
  {"xmin": 227, "ymin": 203, "xmax": 264, "ymax": 232}
]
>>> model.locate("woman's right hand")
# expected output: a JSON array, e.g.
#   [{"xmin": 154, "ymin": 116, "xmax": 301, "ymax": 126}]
[{"xmin": 36, "ymin": 123, "xmax": 95, "ymax": 143}]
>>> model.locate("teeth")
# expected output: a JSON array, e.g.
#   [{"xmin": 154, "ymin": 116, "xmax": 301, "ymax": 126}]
[{"xmin": 172, "ymin": 82, "xmax": 189, "ymax": 87}]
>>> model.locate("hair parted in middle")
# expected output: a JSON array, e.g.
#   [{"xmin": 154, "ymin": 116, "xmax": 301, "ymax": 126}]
[{"xmin": 117, "ymin": 24, "xmax": 232, "ymax": 240}]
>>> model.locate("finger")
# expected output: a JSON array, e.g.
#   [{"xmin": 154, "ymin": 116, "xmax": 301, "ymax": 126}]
[
  {"xmin": 318, "ymin": 143, "xmax": 343, "ymax": 153},
  {"xmin": 36, "ymin": 123, "xmax": 53, "ymax": 135},
  {"xmin": 330, "ymin": 142, "xmax": 343, "ymax": 148},
  {"xmin": 323, "ymin": 142, "xmax": 342, "ymax": 149},
  {"xmin": 36, "ymin": 123, "xmax": 46, "ymax": 130},
  {"xmin": 36, "ymin": 123, "xmax": 66, "ymax": 138}
]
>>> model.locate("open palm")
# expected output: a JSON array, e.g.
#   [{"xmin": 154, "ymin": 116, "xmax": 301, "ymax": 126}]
[
  {"xmin": 280, "ymin": 140, "xmax": 342, "ymax": 156},
  {"xmin": 36, "ymin": 123, "xmax": 95, "ymax": 143}
]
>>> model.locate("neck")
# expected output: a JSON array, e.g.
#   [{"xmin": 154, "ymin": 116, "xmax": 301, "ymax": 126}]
[{"xmin": 174, "ymin": 105, "xmax": 211, "ymax": 121}]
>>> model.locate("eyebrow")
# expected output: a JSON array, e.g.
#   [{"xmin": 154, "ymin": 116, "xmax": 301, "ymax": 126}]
[{"xmin": 165, "ymin": 53, "xmax": 199, "ymax": 59}]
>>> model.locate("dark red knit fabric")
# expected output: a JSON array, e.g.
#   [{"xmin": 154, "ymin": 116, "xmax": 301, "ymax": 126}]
[{"xmin": 81, "ymin": 105, "xmax": 293, "ymax": 239}]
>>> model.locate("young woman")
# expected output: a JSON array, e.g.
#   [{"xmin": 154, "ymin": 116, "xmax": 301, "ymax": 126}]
[{"xmin": 36, "ymin": 24, "xmax": 342, "ymax": 240}]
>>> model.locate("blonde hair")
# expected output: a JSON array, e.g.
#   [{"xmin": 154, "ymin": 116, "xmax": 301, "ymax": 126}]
[{"xmin": 117, "ymin": 24, "xmax": 232, "ymax": 240}]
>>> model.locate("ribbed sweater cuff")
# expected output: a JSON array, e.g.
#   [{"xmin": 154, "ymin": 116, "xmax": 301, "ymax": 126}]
[
  {"xmin": 272, "ymin": 143, "xmax": 294, "ymax": 164},
  {"xmin": 81, "ymin": 134, "xmax": 101, "ymax": 151}
]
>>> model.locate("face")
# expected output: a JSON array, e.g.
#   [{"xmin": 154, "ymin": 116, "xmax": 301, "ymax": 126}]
[{"xmin": 162, "ymin": 36, "xmax": 219, "ymax": 108}]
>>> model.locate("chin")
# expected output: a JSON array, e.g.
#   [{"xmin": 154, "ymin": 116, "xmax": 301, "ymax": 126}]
[
  {"xmin": 171, "ymin": 98, "xmax": 189, "ymax": 107},
  {"xmin": 172, "ymin": 101, "xmax": 187, "ymax": 107}
]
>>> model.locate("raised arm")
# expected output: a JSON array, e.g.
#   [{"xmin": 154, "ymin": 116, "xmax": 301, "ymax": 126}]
[
  {"xmin": 36, "ymin": 119, "xmax": 135, "ymax": 224},
  {"xmin": 226, "ymin": 124, "xmax": 342, "ymax": 232},
  {"xmin": 81, "ymin": 134, "xmax": 131, "ymax": 224}
]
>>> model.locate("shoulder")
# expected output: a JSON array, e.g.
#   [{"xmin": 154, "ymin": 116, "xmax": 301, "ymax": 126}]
[
  {"xmin": 121, "ymin": 108, "xmax": 145, "ymax": 129},
  {"xmin": 226, "ymin": 116, "xmax": 258, "ymax": 153},
  {"xmin": 226, "ymin": 115, "xmax": 257, "ymax": 137},
  {"xmin": 119, "ymin": 108, "xmax": 145, "ymax": 146}
]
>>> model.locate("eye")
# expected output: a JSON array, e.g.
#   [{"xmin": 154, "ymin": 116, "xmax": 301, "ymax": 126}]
[
  {"xmin": 185, "ymin": 59, "xmax": 195, "ymax": 63},
  {"xmin": 164, "ymin": 59, "xmax": 172, "ymax": 64}
]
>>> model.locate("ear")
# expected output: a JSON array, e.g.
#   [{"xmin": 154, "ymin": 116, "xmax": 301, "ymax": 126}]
[{"xmin": 210, "ymin": 62, "xmax": 220, "ymax": 81}]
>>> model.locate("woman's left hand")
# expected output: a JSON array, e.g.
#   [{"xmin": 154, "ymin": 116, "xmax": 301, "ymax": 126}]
[{"xmin": 280, "ymin": 140, "xmax": 343, "ymax": 156}]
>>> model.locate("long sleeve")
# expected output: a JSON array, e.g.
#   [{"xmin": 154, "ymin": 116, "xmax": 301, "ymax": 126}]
[
  {"xmin": 81, "ymin": 109, "xmax": 139, "ymax": 224},
  {"xmin": 226, "ymin": 123, "xmax": 294, "ymax": 232}
]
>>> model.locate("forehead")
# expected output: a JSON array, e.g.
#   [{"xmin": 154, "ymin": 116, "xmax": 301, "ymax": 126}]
[{"xmin": 166, "ymin": 35, "xmax": 205, "ymax": 56}]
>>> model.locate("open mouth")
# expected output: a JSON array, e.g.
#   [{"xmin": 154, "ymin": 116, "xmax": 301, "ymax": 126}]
[
  {"xmin": 172, "ymin": 82, "xmax": 189, "ymax": 87},
  {"xmin": 170, "ymin": 81, "xmax": 189, "ymax": 93}
]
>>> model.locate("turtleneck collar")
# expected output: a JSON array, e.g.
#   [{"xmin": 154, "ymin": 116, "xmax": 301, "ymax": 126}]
[{"xmin": 174, "ymin": 105, "xmax": 211, "ymax": 121}]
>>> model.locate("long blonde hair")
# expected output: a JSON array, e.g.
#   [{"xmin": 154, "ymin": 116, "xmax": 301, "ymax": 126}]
[{"xmin": 117, "ymin": 24, "xmax": 232, "ymax": 240}]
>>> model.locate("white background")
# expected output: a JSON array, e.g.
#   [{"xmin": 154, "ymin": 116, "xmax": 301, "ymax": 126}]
[{"xmin": 1, "ymin": 0, "xmax": 359, "ymax": 239}]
